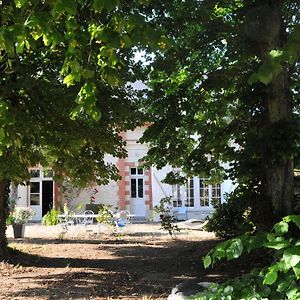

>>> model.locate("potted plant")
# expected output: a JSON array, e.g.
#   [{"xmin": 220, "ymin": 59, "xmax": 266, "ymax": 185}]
[{"xmin": 6, "ymin": 207, "xmax": 35, "ymax": 238}]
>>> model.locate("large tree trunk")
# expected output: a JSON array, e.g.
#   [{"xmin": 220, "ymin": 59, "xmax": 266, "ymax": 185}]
[
  {"xmin": 260, "ymin": 1, "xmax": 294, "ymax": 221},
  {"xmin": 0, "ymin": 180, "xmax": 9, "ymax": 260}
]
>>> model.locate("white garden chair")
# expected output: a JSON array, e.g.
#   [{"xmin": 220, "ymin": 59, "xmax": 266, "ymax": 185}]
[{"xmin": 83, "ymin": 210, "xmax": 94, "ymax": 225}]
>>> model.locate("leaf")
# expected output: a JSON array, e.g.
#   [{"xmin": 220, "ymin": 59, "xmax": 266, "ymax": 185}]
[
  {"xmin": 43, "ymin": 34, "xmax": 52, "ymax": 46},
  {"xmin": 264, "ymin": 239, "xmax": 290, "ymax": 250},
  {"xmin": 290, "ymin": 215, "xmax": 300, "ymax": 229},
  {"xmin": 263, "ymin": 271, "xmax": 277, "ymax": 285},
  {"xmin": 69, "ymin": 105, "xmax": 83, "ymax": 120},
  {"xmin": 62, "ymin": 0, "xmax": 77, "ymax": 15},
  {"xmin": 247, "ymin": 72, "xmax": 259, "ymax": 84},
  {"xmin": 292, "ymin": 263, "xmax": 300, "ymax": 279},
  {"xmin": 244, "ymin": 232, "xmax": 267, "ymax": 251},
  {"xmin": 269, "ymin": 49, "xmax": 283, "ymax": 58},
  {"xmin": 282, "ymin": 247, "xmax": 300, "ymax": 268},
  {"xmin": 258, "ymin": 67, "xmax": 273, "ymax": 85},
  {"xmin": 226, "ymin": 238, "xmax": 243, "ymax": 260},
  {"xmin": 93, "ymin": 0, "xmax": 119, "ymax": 12},
  {"xmin": 0, "ymin": 129, "xmax": 5, "ymax": 143},
  {"xmin": 82, "ymin": 69, "xmax": 95, "ymax": 79},
  {"xmin": 203, "ymin": 255, "xmax": 212, "ymax": 269},
  {"xmin": 93, "ymin": 0, "xmax": 105, "ymax": 11},
  {"xmin": 274, "ymin": 221, "xmax": 289, "ymax": 235},
  {"xmin": 14, "ymin": 0, "xmax": 26, "ymax": 8},
  {"xmin": 63, "ymin": 74, "xmax": 74, "ymax": 87}
]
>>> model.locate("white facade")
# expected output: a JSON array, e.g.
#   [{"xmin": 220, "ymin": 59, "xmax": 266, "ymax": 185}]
[{"xmin": 14, "ymin": 126, "xmax": 234, "ymax": 221}]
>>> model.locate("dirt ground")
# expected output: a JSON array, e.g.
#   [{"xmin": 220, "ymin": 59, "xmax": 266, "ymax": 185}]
[{"xmin": 1, "ymin": 223, "xmax": 265, "ymax": 300}]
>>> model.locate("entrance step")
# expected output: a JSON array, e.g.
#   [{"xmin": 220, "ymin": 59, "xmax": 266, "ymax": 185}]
[{"xmin": 131, "ymin": 216, "xmax": 147, "ymax": 223}]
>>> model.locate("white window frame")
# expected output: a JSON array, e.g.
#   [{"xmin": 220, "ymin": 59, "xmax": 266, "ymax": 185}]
[{"xmin": 130, "ymin": 167, "xmax": 144, "ymax": 199}]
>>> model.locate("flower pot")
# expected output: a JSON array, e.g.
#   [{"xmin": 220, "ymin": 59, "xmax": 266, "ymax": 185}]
[{"xmin": 12, "ymin": 223, "xmax": 25, "ymax": 238}]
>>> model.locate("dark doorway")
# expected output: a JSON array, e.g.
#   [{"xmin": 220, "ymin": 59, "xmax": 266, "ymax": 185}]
[{"xmin": 42, "ymin": 180, "xmax": 53, "ymax": 216}]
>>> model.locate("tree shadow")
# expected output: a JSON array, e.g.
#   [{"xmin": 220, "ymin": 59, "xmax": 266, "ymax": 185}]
[{"xmin": 5, "ymin": 238, "xmax": 221, "ymax": 299}]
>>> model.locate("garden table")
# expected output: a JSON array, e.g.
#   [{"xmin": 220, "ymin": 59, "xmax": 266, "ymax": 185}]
[{"xmin": 57, "ymin": 213, "xmax": 98, "ymax": 226}]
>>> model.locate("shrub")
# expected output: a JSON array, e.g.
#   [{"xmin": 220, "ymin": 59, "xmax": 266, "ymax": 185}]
[
  {"xmin": 192, "ymin": 215, "xmax": 300, "ymax": 299},
  {"xmin": 154, "ymin": 197, "xmax": 180, "ymax": 237},
  {"xmin": 205, "ymin": 196, "xmax": 254, "ymax": 239},
  {"xmin": 42, "ymin": 209, "xmax": 60, "ymax": 226},
  {"xmin": 6, "ymin": 207, "xmax": 35, "ymax": 224},
  {"xmin": 96, "ymin": 204, "xmax": 114, "ymax": 226}
]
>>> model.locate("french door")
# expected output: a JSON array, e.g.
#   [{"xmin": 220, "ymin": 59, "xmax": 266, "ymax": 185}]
[{"xmin": 130, "ymin": 167, "xmax": 146, "ymax": 217}]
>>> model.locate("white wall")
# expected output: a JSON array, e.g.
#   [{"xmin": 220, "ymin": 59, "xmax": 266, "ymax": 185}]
[{"xmin": 17, "ymin": 184, "xmax": 28, "ymax": 207}]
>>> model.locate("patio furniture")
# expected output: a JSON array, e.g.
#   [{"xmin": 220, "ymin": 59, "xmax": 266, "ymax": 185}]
[
  {"xmin": 114, "ymin": 210, "xmax": 135, "ymax": 228},
  {"xmin": 57, "ymin": 212, "xmax": 98, "ymax": 228},
  {"xmin": 83, "ymin": 210, "xmax": 94, "ymax": 225}
]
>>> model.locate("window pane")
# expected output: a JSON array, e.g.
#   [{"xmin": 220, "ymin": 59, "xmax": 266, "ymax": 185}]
[
  {"xmin": 200, "ymin": 179, "xmax": 209, "ymax": 207},
  {"xmin": 138, "ymin": 178, "xmax": 143, "ymax": 198},
  {"xmin": 30, "ymin": 182, "xmax": 40, "ymax": 193},
  {"xmin": 212, "ymin": 183, "xmax": 221, "ymax": 205},
  {"xmin": 131, "ymin": 179, "xmax": 136, "ymax": 198},
  {"xmin": 138, "ymin": 168, "xmax": 143, "ymax": 175},
  {"xmin": 30, "ymin": 194, "xmax": 40, "ymax": 205},
  {"xmin": 187, "ymin": 178, "xmax": 194, "ymax": 207},
  {"xmin": 130, "ymin": 168, "xmax": 136, "ymax": 175},
  {"xmin": 30, "ymin": 170, "xmax": 40, "ymax": 178}
]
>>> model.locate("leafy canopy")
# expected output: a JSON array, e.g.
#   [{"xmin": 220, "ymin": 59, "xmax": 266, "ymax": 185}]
[{"xmin": 0, "ymin": 0, "xmax": 171, "ymax": 185}]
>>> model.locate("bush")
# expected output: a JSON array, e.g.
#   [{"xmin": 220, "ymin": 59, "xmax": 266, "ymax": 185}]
[
  {"xmin": 192, "ymin": 215, "xmax": 300, "ymax": 299},
  {"xmin": 205, "ymin": 196, "xmax": 254, "ymax": 239},
  {"xmin": 7, "ymin": 207, "xmax": 35, "ymax": 224},
  {"xmin": 154, "ymin": 197, "xmax": 180, "ymax": 237},
  {"xmin": 96, "ymin": 204, "xmax": 114, "ymax": 226},
  {"xmin": 42, "ymin": 209, "xmax": 60, "ymax": 226}
]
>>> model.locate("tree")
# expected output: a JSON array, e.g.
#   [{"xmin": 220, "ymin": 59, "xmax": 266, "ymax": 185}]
[
  {"xmin": 0, "ymin": 0, "xmax": 169, "ymax": 259},
  {"xmin": 140, "ymin": 0, "xmax": 300, "ymax": 231}
]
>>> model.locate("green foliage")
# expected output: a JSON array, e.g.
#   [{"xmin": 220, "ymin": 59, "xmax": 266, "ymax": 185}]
[
  {"xmin": 140, "ymin": 0, "xmax": 300, "ymax": 233},
  {"xmin": 42, "ymin": 209, "xmax": 60, "ymax": 226},
  {"xmin": 193, "ymin": 215, "xmax": 300, "ymax": 300},
  {"xmin": 154, "ymin": 197, "xmax": 180, "ymax": 237},
  {"xmin": 205, "ymin": 193, "xmax": 254, "ymax": 239},
  {"xmin": 6, "ymin": 207, "xmax": 35, "ymax": 224},
  {"xmin": 5, "ymin": 214, "xmax": 15, "ymax": 226},
  {"xmin": 96, "ymin": 204, "xmax": 114, "ymax": 226}
]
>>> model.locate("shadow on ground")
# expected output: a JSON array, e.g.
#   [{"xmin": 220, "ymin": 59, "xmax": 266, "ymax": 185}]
[
  {"xmin": 4, "ymin": 235, "xmax": 268, "ymax": 299},
  {"xmin": 5, "ymin": 238, "xmax": 221, "ymax": 299}
]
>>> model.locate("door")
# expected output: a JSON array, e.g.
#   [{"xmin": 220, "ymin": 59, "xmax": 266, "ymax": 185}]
[
  {"xmin": 42, "ymin": 181, "xmax": 54, "ymax": 217},
  {"xmin": 29, "ymin": 181, "xmax": 42, "ymax": 220},
  {"xmin": 130, "ymin": 167, "xmax": 146, "ymax": 217},
  {"xmin": 29, "ymin": 168, "xmax": 54, "ymax": 221}
]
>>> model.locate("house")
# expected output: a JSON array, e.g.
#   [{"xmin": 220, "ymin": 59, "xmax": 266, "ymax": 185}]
[{"xmin": 14, "ymin": 125, "xmax": 234, "ymax": 222}]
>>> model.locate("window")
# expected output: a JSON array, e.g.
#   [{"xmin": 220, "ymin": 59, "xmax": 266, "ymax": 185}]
[
  {"xmin": 186, "ymin": 178, "xmax": 194, "ymax": 207},
  {"xmin": 199, "ymin": 179, "xmax": 210, "ymax": 207},
  {"xmin": 30, "ymin": 169, "xmax": 40, "ymax": 178},
  {"xmin": 130, "ymin": 168, "xmax": 144, "ymax": 198},
  {"xmin": 30, "ymin": 182, "xmax": 40, "ymax": 205},
  {"xmin": 172, "ymin": 176, "xmax": 222, "ymax": 209},
  {"xmin": 200, "ymin": 179, "xmax": 221, "ymax": 207},
  {"xmin": 172, "ymin": 177, "xmax": 194, "ymax": 207},
  {"xmin": 131, "ymin": 167, "xmax": 143, "ymax": 175},
  {"xmin": 211, "ymin": 183, "xmax": 221, "ymax": 206},
  {"xmin": 172, "ymin": 184, "xmax": 183, "ymax": 207}
]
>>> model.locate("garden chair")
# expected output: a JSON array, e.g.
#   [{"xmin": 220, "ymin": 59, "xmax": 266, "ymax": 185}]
[
  {"xmin": 82, "ymin": 210, "xmax": 94, "ymax": 225},
  {"xmin": 114, "ymin": 210, "xmax": 132, "ymax": 229}
]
